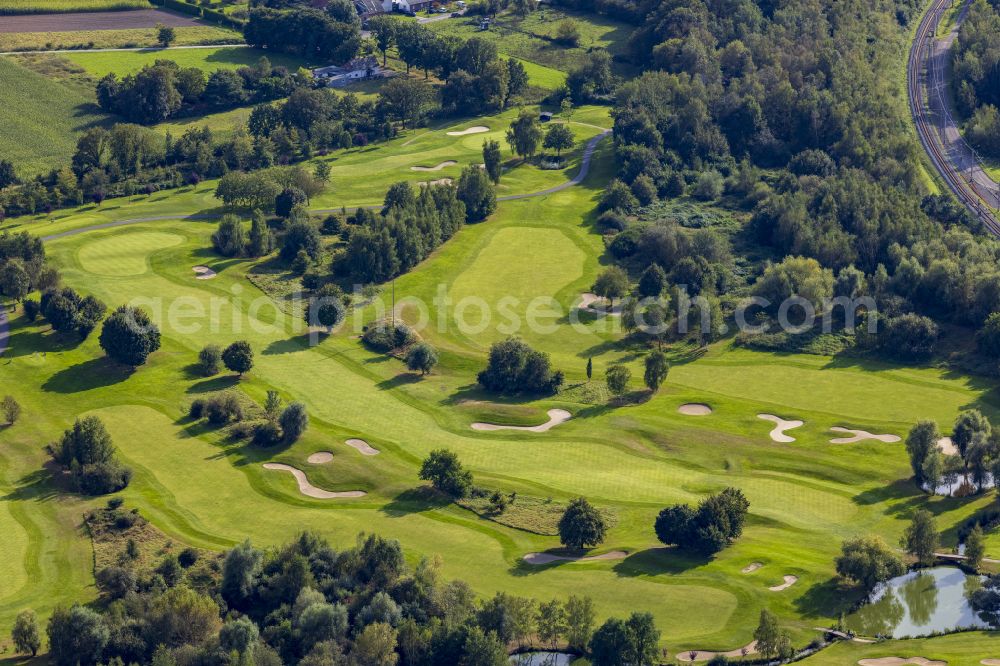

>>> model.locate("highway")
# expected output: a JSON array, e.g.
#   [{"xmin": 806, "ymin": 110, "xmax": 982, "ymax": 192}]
[{"xmin": 908, "ymin": 0, "xmax": 1000, "ymax": 233}]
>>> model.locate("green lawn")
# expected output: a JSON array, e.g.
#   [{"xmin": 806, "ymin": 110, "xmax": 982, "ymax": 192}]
[
  {"xmin": 64, "ymin": 45, "xmax": 307, "ymax": 78},
  {"xmin": 798, "ymin": 631, "xmax": 1000, "ymax": 665}
]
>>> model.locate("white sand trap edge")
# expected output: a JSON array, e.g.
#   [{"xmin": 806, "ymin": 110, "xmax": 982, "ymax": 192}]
[
  {"xmin": 577, "ymin": 292, "xmax": 623, "ymax": 316},
  {"xmin": 830, "ymin": 427, "xmax": 901, "ymax": 444},
  {"xmin": 858, "ymin": 657, "xmax": 948, "ymax": 666},
  {"xmin": 471, "ymin": 409, "xmax": 571, "ymax": 433},
  {"xmin": 193, "ymin": 266, "xmax": 217, "ymax": 279},
  {"xmin": 411, "ymin": 160, "xmax": 457, "ymax": 171},
  {"xmin": 768, "ymin": 575, "xmax": 798, "ymax": 591},
  {"xmin": 741, "ymin": 562, "xmax": 763, "ymax": 574},
  {"xmin": 677, "ymin": 642, "xmax": 757, "ymax": 663},
  {"xmin": 420, "ymin": 178, "xmax": 453, "ymax": 186},
  {"xmin": 937, "ymin": 437, "xmax": 958, "ymax": 456},
  {"xmin": 523, "ymin": 550, "xmax": 627, "ymax": 565},
  {"xmin": 980, "ymin": 660, "xmax": 1000, "ymax": 666},
  {"xmin": 447, "ymin": 126, "xmax": 489, "ymax": 136},
  {"xmin": 262, "ymin": 463, "xmax": 366, "ymax": 498},
  {"xmin": 307, "ymin": 451, "xmax": 334, "ymax": 464},
  {"xmin": 346, "ymin": 438, "xmax": 380, "ymax": 456},
  {"xmin": 678, "ymin": 403, "xmax": 713, "ymax": 416},
  {"xmin": 757, "ymin": 414, "xmax": 804, "ymax": 442}
]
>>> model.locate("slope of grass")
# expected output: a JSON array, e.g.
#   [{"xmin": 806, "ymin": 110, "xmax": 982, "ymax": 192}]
[
  {"xmin": 64, "ymin": 45, "xmax": 306, "ymax": 77},
  {"xmin": 0, "ymin": 55, "xmax": 111, "ymax": 175}
]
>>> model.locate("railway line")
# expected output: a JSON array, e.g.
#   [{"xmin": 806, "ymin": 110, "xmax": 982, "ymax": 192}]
[{"xmin": 907, "ymin": 0, "xmax": 1000, "ymax": 234}]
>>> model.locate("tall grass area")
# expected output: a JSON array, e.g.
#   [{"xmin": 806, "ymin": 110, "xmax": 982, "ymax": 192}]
[
  {"xmin": 0, "ymin": 26, "xmax": 242, "ymax": 52},
  {"xmin": 0, "ymin": 55, "xmax": 110, "ymax": 176},
  {"xmin": 0, "ymin": 0, "xmax": 150, "ymax": 13}
]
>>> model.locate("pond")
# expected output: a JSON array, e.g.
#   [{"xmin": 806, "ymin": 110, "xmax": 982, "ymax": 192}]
[
  {"xmin": 509, "ymin": 653, "xmax": 575, "ymax": 666},
  {"xmin": 844, "ymin": 567, "xmax": 987, "ymax": 638}
]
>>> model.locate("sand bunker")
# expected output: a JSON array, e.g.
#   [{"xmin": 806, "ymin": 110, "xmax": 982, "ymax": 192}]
[
  {"xmin": 937, "ymin": 437, "xmax": 958, "ymax": 456},
  {"xmin": 447, "ymin": 126, "xmax": 489, "ymax": 136},
  {"xmin": 678, "ymin": 403, "xmax": 713, "ymax": 416},
  {"xmin": 262, "ymin": 463, "xmax": 366, "ymax": 499},
  {"xmin": 757, "ymin": 414, "xmax": 804, "ymax": 442},
  {"xmin": 830, "ymin": 427, "xmax": 901, "ymax": 444},
  {"xmin": 858, "ymin": 657, "xmax": 948, "ymax": 666},
  {"xmin": 768, "ymin": 575, "xmax": 798, "ymax": 591},
  {"xmin": 193, "ymin": 266, "xmax": 217, "ymax": 280},
  {"xmin": 523, "ymin": 550, "xmax": 627, "ymax": 565},
  {"xmin": 677, "ymin": 642, "xmax": 757, "ymax": 663},
  {"xmin": 306, "ymin": 451, "xmax": 333, "ymax": 464},
  {"xmin": 577, "ymin": 292, "xmax": 623, "ymax": 316},
  {"xmin": 980, "ymin": 660, "xmax": 1000, "ymax": 666},
  {"xmin": 345, "ymin": 438, "xmax": 380, "ymax": 456},
  {"xmin": 420, "ymin": 178, "xmax": 453, "ymax": 186},
  {"xmin": 411, "ymin": 161, "xmax": 457, "ymax": 171},
  {"xmin": 471, "ymin": 409, "xmax": 571, "ymax": 433},
  {"xmin": 741, "ymin": 562, "xmax": 763, "ymax": 574}
]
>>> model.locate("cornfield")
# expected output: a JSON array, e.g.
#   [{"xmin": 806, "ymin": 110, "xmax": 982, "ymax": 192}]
[{"xmin": 0, "ymin": 0, "xmax": 151, "ymax": 15}]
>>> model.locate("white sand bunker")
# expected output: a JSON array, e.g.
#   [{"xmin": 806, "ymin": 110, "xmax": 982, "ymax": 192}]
[
  {"xmin": 578, "ymin": 292, "xmax": 623, "ymax": 316},
  {"xmin": 345, "ymin": 438, "xmax": 380, "ymax": 456},
  {"xmin": 858, "ymin": 657, "xmax": 948, "ymax": 666},
  {"xmin": 262, "ymin": 463, "xmax": 366, "ymax": 499},
  {"xmin": 980, "ymin": 660, "xmax": 1000, "ymax": 666},
  {"xmin": 523, "ymin": 550, "xmax": 627, "ymax": 565},
  {"xmin": 937, "ymin": 437, "xmax": 958, "ymax": 456},
  {"xmin": 420, "ymin": 178, "xmax": 453, "ymax": 186},
  {"xmin": 307, "ymin": 451, "xmax": 334, "ymax": 464},
  {"xmin": 677, "ymin": 642, "xmax": 757, "ymax": 663},
  {"xmin": 447, "ymin": 126, "xmax": 489, "ymax": 136},
  {"xmin": 830, "ymin": 427, "xmax": 901, "ymax": 444},
  {"xmin": 757, "ymin": 414, "xmax": 804, "ymax": 442},
  {"xmin": 768, "ymin": 575, "xmax": 798, "ymax": 591},
  {"xmin": 741, "ymin": 562, "xmax": 763, "ymax": 574},
  {"xmin": 678, "ymin": 403, "xmax": 713, "ymax": 416},
  {"xmin": 471, "ymin": 409, "xmax": 571, "ymax": 433},
  {"xmin": 411, "ymin": 160, "xmax": 457, "ymax": 171},
  {"xmin": 193, "ymin": 266, "xmax": 217, "ymax": 280}
]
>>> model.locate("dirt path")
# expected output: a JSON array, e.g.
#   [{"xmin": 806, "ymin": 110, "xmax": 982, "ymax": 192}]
[
  {"xmin": 39, "ymin": 132, "xmax": 612, "ymax": 243},
  {"xmin": 0, "ymin": 9, "xmax": 202, "ymax": 34}
]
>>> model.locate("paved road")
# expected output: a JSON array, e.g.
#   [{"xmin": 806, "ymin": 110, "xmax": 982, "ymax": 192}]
[
  {"xmin": 0, "ymin": 308, "xmax": 9, "ymax": 358},
  {"xmin": 910, "ymin": 0, "xmax": 1000, "ymax": 230},
  {"xmin": 41, "ymin": 130, "xmax": 611, "ymax": 242}
]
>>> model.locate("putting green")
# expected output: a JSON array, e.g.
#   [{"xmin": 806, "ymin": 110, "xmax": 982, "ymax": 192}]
[{"xmin": 77, "ymin": 231, "xmax": 184, "ymax": 277}]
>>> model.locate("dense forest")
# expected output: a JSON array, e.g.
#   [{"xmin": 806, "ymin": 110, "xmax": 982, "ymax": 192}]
[{"xmin": 953, "ymin": 0, "xmax": 1000, "ymax": 158}]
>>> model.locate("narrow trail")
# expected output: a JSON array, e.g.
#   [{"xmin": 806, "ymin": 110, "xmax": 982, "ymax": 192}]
[{"xmin": 39, "ymin": 131, "xmax": 611, "ymax": 243}]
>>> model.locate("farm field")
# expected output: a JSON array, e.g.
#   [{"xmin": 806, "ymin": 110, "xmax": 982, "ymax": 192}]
[
  {"xmin": 0, "ymin": 8, "xmax": 194, "ymax": 30},
  {"xmin": 0, "ymin": 25, "xmax": 242, "ymax": 51},
  {"xmin": 0, "ymin": 0, "xmax": 150, "ymax": 14},
  {"xmin": 2, "ymin": 102, "xmax": 1000, "ymax": 658}
]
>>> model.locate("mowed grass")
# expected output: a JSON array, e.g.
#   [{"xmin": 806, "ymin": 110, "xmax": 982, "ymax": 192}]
[
  {"xmin": 65, "ymin": 45, "xmax": 307, "ymax": 77},
  {"xmin": 0, "ymin": 55, "xmax": 110, "ymax": 175},
  {"xmin": 0, "ymin": 0, "xmax": 150, "ymax": 14},
  {"xmin": 798, "ymin": 631, "xmax": 1000, "ymax": 665},
  {"xmin": 0, "ymin": 25, "xmax": 242, "ymax": 51}
]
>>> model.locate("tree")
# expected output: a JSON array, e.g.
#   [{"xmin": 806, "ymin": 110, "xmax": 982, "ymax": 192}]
[
  {"xmin": 99, "ymin": 305, "xmax": 161, "ymax": 367},
  {"xmin": 564, "ymin": 595, "xmax": 595, "ymax": 651},
  {"xmin": 406, "ymin": 342, "xmax": 438, "ymax": 375},
  {"xmin": 592, "ymin": 266, "xmax": 629, "ymax": 309},
  {"xmin": 212, "ymin": 214, "xmax": 246, "ymax": 257},
  {"xmin": 198, "ymin": 344, "xmax": 221, "ymax": 376},
  {"xmin": 460, "ymin": 626, "xmax": 507, "ymax": 666},
  {"xmin": 2, "ymin": 395, "xmax": 21, "ymax": 425},
  {"xmin": 588, "ymin": 618, "xmax": 630, "ymax": 666},
  {"xmin": 368, "ymin": 15, "xmax": 397, "ymax": 66},
  {"xmin": 378, "ymin": 78, "xmax": 432, "ymax": 129},
  {"xmin": 221, "ymin": 539, "xmax": 263, "ymax": 606},
  {"xmin": 353, "ymin": 622, "xmax": 398, "ymax": 666},
  {"xmin": 977, "ymin": 312, "xmax": 1000, "ymax": 357},
  {"xmin": 555, "ymin": 19, "xmax": 581, "ymax": 46},
  {"xmin": 280, "ymin": 219, "xmax": 321, "ymax": 262},
  {"xmin": 921, "ymin": 449, "xmax": 944, "ymax": 495},
  {"xmin": 835, "ymin": 535, "xmax": 906, "ymax": 591},
  {"xmin": 419, "ymin": 449, "xmax": 473, "ymax": 498},
  {"xmin": 558, "ymin": 497, "xmax": 606, "ymax": 550},
  {"xmin": 505, "ymin": 110, "xmax": 543, "ymax": 160},
  {"xmin": 482, "ymin": 139, "xmax": 502, "ymax": 184},
  {"xmin": 605, "ymin": 364, "xmax": 631, "ymax": 396},
  {"xmin": 536, "ymin": 599, "xmax": 566, "ymax": 648},
  {"xmin": 624, "ymin": 612, "xmax": 660, "ymax": 666},
  {"xmin": 643, "ymin": 351, "xmax": 669, "ymax": 392},
  {"xmin": 456, "ymin": 164, "xmax": 496, "ymax": 223},
  {"xmin": 543, "ymin": 123, "xmax": 574, "ymax": 157},
  {"xmin": 47, "ymin": 605, "xmax": 108, "ymax": 666},
  {"xmin": 156, "ymin": 23, "xmax": 176, "ymax": 47},
  {"xmin": 637, "ymin": 264, "xmax": 667, "ymax": 298},
  {"xmin": 222, "ymin": 340, "xmax": 254, "ymax": 376},
  {"xmin": 12, "ymin": 609, "xmax": 40, "ymax": 656},
  {"xmin": 279, "ymin": 402, "xmax": 309, "ymax": 443},
  {"xmin": 275, "ymin": 186, "xmax": 307, "ymax": 218},
  {"xmin": 219, "ymin": 616, "xmax": 259, "ymax": 655},
  {"xmin": 966, "ymin": 524, "xmax": 986, "ymax": 572},
  {"xmin": 478, "ymin": 338, "xmax": 563, "ymax": 394},
  {"xmin": 0, "ymin": 259, "xmax": 30, "ymax": 301},
  {"xmin": 952, "ymin": 409, "xmax": 991, "ymax": 460},
  {"xmin": 655, "ymin": 488, "xmax": 749, "ymax": 555},
  {"xmin": 902, "ymin": 510, "xmax": 939, "ymax": 566},
  {"xmin": 753, "ymin": 610, "xmax": 792, "ymax": 660},
  {"xmin": 905, "ymin": 420, "xmax": 939, "ymax": 487},
  {"xmin": 586, "ymin": 357, "xmax": 593, "ymax": 380}
]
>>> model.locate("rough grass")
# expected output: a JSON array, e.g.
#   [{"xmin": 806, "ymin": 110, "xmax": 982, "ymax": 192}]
[
  {"xmin": 0, "ymin": 55, "xmax": 110, "ymax": 175},
  {"xmin": 798, "ymin": 631, "xmax": 1000, "ymax": 665},
  {"xmin": 0, "ymin": 0, "xmax": 150, "ymax": 14},
  {"xmin": 0, "ymin": 25, "xmax": 242, "ymax": 51},
  {"xmin": 458, "ymin": 493, "xmax": 616, "ymax": 536},
  {"xmin": 64, "ymin": 45, "xmax": 306, "ymax": 77}
]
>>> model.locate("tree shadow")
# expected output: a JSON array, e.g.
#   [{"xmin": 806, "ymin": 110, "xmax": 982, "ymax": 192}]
[
  {"xmin": 792, "ymin": 577, "xmax": 861, "ymax": 619},
  {"xmin": 380, "ymin": 486, "xmax": 451, "ymax": 517},
  {"xmin": 853, "ymin": 477, "xmax": 920, "ymax": 506},
  {"xmin": 5, "ymin": 327, "xmax": 83, "ymax": 359},
  {"xmin": 442, "ymin": 384, "xmax": 550, "ymax": 406},
  {"xmin": 185, "ymin": 375, "xmax": 239, "ymax": 394},
  {"xmin": 263, "ymin": 334, "xmax": 313, "ymax": 356},
  {"xmin": 2, "ymin": 466, "xmax": 62, "ymax": 503},
  {"xmin": 376, "ymin": 373, "xmax": 423, "ymax": 390},
  {"xmin": 612, "ymin": 546, "xmax": 711, "ymax": 577},
  {"xmin": 41, "ymin": 357, "xmax": 134, "ymax": 394}
]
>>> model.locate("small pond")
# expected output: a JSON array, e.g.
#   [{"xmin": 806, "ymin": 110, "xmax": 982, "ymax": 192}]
[
  {"xmin": 509, "ymin": 652, "xmax": 575, "ymax": 666},
  {"xmin": 844, "ymin": 567, "xmax": 986, "ymax": 638}
]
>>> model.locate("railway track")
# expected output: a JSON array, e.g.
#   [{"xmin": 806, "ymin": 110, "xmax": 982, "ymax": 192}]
[{"xmin": 908, "ymin": 0, "xmax": 1000, "ymax": 234}]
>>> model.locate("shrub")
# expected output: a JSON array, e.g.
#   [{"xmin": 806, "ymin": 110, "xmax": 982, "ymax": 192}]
[
  {"xmin": 99, "ymin": 305, "xmax": 161, "ymax": 367},
  {"xmin": 253, "ymin": 420, "xmax": 282, "ymax": 446},
  {"xmin": 222, "ymin": 340, "xmax": 254, "ymax": 376},
  {"xmin": 654, "ymin": 487, "xmax": 749, "ymax": 555},
  {"xmin": 53, "ymin": 416, "xmax": 132, "ymax": 495},
  {"xmin": 189, "ymin": 399, "xmax": 206, "ymax": 419},
  {"xmin": 406, "ymin": 342, "xmax": 438, "ymax": 375},
  {"xmin": 477, "ymin": 337, "xmax": 563, "ymax": 394},
  {"xmin": 878, "ymin": 314, "xmax": 938, "ymax": 362},
  {"xmin": 178, "ymin": 548, "xmax": 199, "ymax": 568},
  {"xmin": 362, "ymin": 323, "xmax": 414, "ymax": 352},
  {"xmin": 692, "ymin": 170, "xmax": 724, "ymax": 200},
  {"xmin": 597, "ymin": 210, "xmax": 628, "ymax": 231},
  {"xmin": 198, "ymin": 344, "xmax": 222, "ymax": 376},
  {"xmin": 22, "ymin": 298, "xmax": 40, "ymax": 321},
  {"xmin": 279, "ymin": 402, "xmax": 309, "ymax": 443},
  {"xmin": 419, "ymin": 449, "xmax": 473, "ymax": 498},
  {"xmin": 205, "ymin": 393, "xmax": 244, "ymax": 425}
]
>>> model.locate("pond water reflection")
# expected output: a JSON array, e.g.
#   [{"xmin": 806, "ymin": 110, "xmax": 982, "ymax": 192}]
[{"xmin": 509, "ymin": 653, "xmax": 574, "ymax": 666}]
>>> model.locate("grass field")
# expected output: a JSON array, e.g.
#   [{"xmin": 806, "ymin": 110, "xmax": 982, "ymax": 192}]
[
  {"xmin": 63, "ymin": 45, "xmax": 306, "ymax": 77},
  {"xmin": 0, "ymin": 55, "xmax": 110, "ymax": 175},
  {"xmin": 0, "ymin": 25, "xmax": 242, "ymax": 52},
  {"xmin": 0, "ymin": 0, "xmax": 150, "ymax": 14},
  {"xmin": 1, "ymin": 94, "xmax": 1000, "ymax": 659},
  {"xmin": 798, "ymin": 631, "xmax": 1000, "ymax": 665}
]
